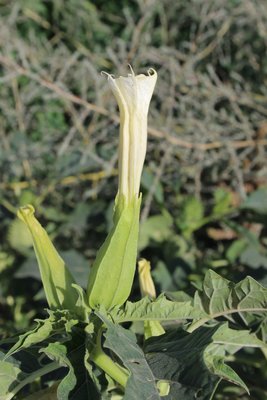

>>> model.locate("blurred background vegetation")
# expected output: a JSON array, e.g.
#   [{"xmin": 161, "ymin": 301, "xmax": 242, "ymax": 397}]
[{"xmin": 0, "ymin": 0, "xmax": 267, "ymax": 398}]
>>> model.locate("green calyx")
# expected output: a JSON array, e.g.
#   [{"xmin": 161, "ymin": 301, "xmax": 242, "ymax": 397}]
[
  {"xmin": 87, "ymin": 194, "xmax": 141, "ymax": 310},
  {"xmin": 17, "ymin": 205, "xmax": 79, "ymax": 313}
]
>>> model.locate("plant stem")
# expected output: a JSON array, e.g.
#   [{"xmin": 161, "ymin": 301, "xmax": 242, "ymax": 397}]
[{"xmin": 90, "ymin": 329, "xmax": 129, "ymax": 388}]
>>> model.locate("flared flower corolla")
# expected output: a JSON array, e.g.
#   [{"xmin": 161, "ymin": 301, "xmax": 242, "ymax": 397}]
[{"xmin": 106, "ymin": 67, "xmax": 157, "ymax": 204}]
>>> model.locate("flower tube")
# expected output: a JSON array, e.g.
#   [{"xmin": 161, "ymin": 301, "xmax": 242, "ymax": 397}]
[
  {"xmin": 108, "ymin": 67, "xmax": 157, "ymax": 209},
  {"xmin": 87, "ymin": 68, "xmax": 157, "ymax": 310}
]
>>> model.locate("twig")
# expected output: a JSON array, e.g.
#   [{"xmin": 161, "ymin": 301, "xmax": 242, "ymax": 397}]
[
  {"xmin": 0, "ymin": 169, "xmax": 118, "ymax": 191},
  {"xmin": 1, "ymin": 55, "xmax": 267, "ymax": 151}
]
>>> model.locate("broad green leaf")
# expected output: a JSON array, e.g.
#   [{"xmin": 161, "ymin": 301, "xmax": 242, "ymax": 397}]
[
  {"xmin": 240, "ymin": 244, "xmax": 267, "ymax": 269},
  {"xmin": 224, "ymin": 221, "xmax": 267, "ymax": 269},
  {"xmin": 226, "ymin": 239, "xmax": 247, "ymax": 263},
  {"xmin": 211, "ymin": 322, "xmax": 267, "ymax": 353},
  {"xmin": 212, "ymin": 188, "xmax": 232, "ymax": 216},
  {"xmin": 17, "ymin": 205, "xmax": 80, "ymax": 314},
  {"xmin": 0, "ymin": 352, "xmax": 22, "ymax": 400},
  {"xmin": 189, "ymin": 270, "xmax": 267, "ymax": 331},
  {"xmin": 152, "ymin": 260, "xmax": 176, "ymax": 291},
  {"xmin": 176, "ymin": 195, "xmax": 204, "ymax": 237},
  {"xmin": 144, "ymin": 325, "xmax": 220, "ymax": 400},
  {"xmin": 87, "ymin": 196, "xmax": 141, "ymax": 310},
  {"xmin": 5, "ymin": 310, "xmax": 79, "ymax": 359},
  {"xmin": 41, "ymin": 333, "xmax": 98, "ymax": 400},
  {"xmin": 1, "ymin": 323, "xmax": 100, "ymax": 400},
  {"xmin": 204, "ymin": 323, "xmax": 267, "ymax": 394},
  {"xmin": 204, "ymin": 346, "xmax": 248, "ymax": 394},
  {"xmin": 41, "ymin": 342, "xmax": 76, "ymax": 400},
  {"xmin": 241, "ymin": 187, "xmax": 267, "ymax": 215},
  {"xmin": 138, "ymin": 212, "xmax": 172, "ymax": 251},
  {"xmin": 0, "ymin": 350, "xmax": 59, "ymax": 400},
  {"xmin": 96, "ymin": 312, "xmax": 160, "ymax": 400},
  {"xmin": 109, "ymin": 294, "xmax": 206, "ymax": 323},
  {"xmin": 145, "ymin": 322, "xmax": 265, "ymax": 399}
]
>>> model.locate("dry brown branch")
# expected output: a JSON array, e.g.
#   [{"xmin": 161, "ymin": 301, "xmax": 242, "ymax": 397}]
[
  {"xmin": 1, "ymin": 55, "xmax": 266, "ymax": 152},
  {"xmin": 0, "ymin": 169, "xmax": 118, "ymax": 191}
]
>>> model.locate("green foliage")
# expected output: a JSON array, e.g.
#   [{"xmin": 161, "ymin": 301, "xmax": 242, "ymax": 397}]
[
  {"xmin": 176, "ymin": 195, "xmax": 205, "ymax": 238},
  {"xmin": 1, "ymin": 0, "xmax": 267, "ymax": 398},
  {"xmin": 139, "ymin": 211, "xmax": 172, "ymax": 250},
  {"xmin": 1, "ymin": 270, "xmax": 266, "ymax": 399},
  {"xmin": 191, "ymin": 270, "xmax": 267, "ymax": 325},
  {"xmin": 109, "ymin": 295, "xmax": 202, "ymax": 323},
  {"xmin": 98, "ymin": 313, "xmax": 161, "ymax": 400}
]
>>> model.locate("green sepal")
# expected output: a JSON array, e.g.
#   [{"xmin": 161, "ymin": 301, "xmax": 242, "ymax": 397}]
[
  {"xmin": 17, "ymin": 205, "xmax": 79, "ymax": 312},
  {"xmin": 87, "ymin": 195, "xmax": 141, "ymax": 310}
]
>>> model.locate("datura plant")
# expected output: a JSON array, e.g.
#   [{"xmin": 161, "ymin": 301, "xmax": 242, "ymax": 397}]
[{"xmin": 1, "ymin": 68, "xmax": 267, "ymax": 400}]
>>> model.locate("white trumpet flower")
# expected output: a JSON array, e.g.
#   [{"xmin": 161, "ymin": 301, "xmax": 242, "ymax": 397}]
[
  {"xmin": 87, "ymin": 67, "xmax": 157, "ymax": 310},
  {"xmin": 107, "ymin": 67, "xmax": 157, "ymax": 205}
]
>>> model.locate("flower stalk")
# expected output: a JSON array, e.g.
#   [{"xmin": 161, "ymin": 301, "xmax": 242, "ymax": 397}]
[{"xmin": 90, "ymin": 329, "xmax": 129, "ymax": 388}]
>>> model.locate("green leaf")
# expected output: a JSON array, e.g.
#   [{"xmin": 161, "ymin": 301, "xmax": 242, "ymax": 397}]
[
  {"xmin": 41, "ymin": 342, "xmax": 76, "ymax": 400},
  {"xmin": 3, "ymin": 312, "xmax": 97, "ymax": 399},
  {"xmin": 144, "ymin": 325, "xmax": 220, "ymax": 399},
  {"xmin": 17, "ymin": 205, "xmax": 80, "ymax": 314},
  {"xmin": 240, "ymin": 245, "xmax": 267, "ymax": 269},
  {"xmin": 189, "ymin": 270, "xmax": 267, "ymax": 331},
  {"xmin": 145, "ymin": 321, "xmax": 265, "ymax": 399},
  {"xmin": 96, "ymin": 312, "xmax": 160, "ymax": 400},
  {"xmin": 0, "ymin": 349, "xmax": 59, "ymax": 400},
  {"xmin": 204, "ymin": 323, "xmax": 267, "ymax": 394},
  {"xmin": 109, "ymin": 294, "xmax": 205, "ymax": 323},
  {"xmin": 212, "ymin": 188, "xmax": 232, "ymax": 216},
  {"xmin": 241, "ymin": 187, "xmax": 267, "ymax": 215},
  {"xmin": 138, "ymin": 212, "xmax": 173, "ymax": 251},
  {"xmin": 176, "ymin": 196, "xmax": 204, "ymax": 238},
  {"xmin": 204, "ymin": 346, "xmax": 248, "ymax": 394},
  {"xmin": 41, "ymin": 333, "xmax": 99, "ymax": 400},
  {"xmin": 226, "ymin": 239, "xmax": 247, "ymax": 263},
  {"xmin": 5, "ymin": 310, "xmax": 79, "ymax": 359},
  {"xmin": 0, "ymin": 352, "xmax": 22, "ymax": 400},
  {"xmin": 211, "ymin": 323, "xmax": 267, "ymax": 350}
]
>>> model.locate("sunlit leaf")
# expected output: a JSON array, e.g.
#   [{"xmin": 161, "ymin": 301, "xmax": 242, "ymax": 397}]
[
  {"xmin": 96, "ymin": 312, "xmax": 160, "ymax": 400},
  {"xmin": 109, "ymin": 294, "xmax": 205, "ymax": 324}
]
